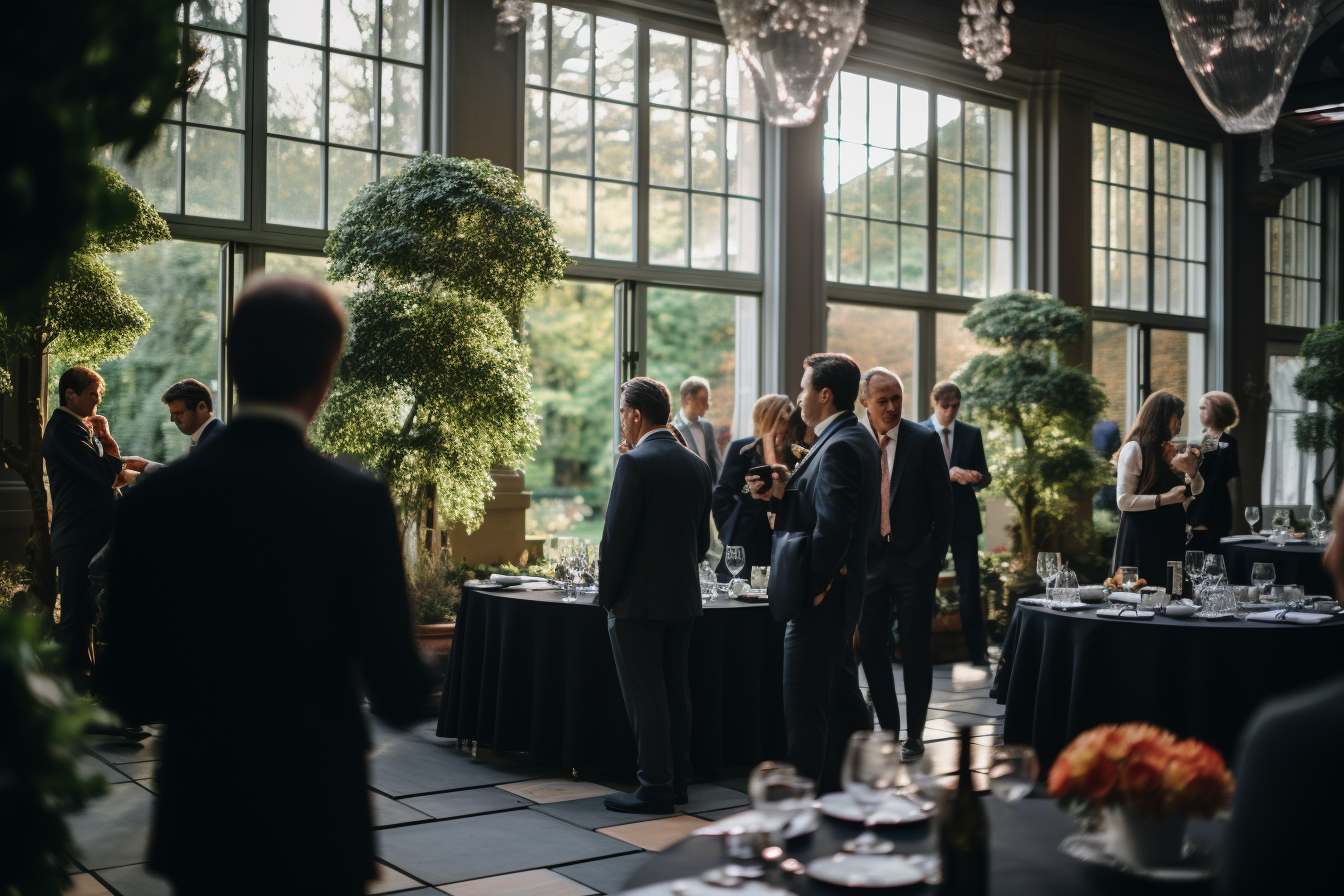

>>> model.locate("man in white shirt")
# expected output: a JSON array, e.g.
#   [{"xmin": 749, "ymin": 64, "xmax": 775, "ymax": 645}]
[
  {"xmin": 673, "ymin": 376, "xmax": 722, "ymax": 484},
  {"xmin": 139, "ymin": 379, "xmax": 226, "ymax": 473}
]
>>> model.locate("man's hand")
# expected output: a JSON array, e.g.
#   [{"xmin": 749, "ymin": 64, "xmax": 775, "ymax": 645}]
[
  {"xmin": 745, "ymin": 463, "xmax": 790, "ymax": 501},
  {"xmin": 949, "ymin": 466, "xmax": 983, "ymax": 485},
  {"xmin": 89, "ymin": 415, "xmax": 120, "ymax": 457},
  {"xmin": 1171, "ymin": 447, "xmax": 1200, "ymax": 477},
  {"xmin": 121, "ymin": 456, "xmax": 150, "ymax": 472},
  {"xmin": 811, "ymin": 565, "xmax": 847, "ymax": 605}
]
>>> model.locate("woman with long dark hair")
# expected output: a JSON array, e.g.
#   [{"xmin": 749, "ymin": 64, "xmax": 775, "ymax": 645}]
[
  {"xmin": 1113, "ymin": 390, "xmax": 1204, "ymax": 585},
  {"xmin": 713, "ymin": 394, "xmax": 793, "ymax": 579}
]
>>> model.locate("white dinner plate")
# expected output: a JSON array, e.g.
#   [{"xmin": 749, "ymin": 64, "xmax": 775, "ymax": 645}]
[
  {"xmin": 806, "ymin": 854, "xmax": 930, "ymax": 888},
  {"xmin": 818, "ymin": 792, "xmax": 931, "ymax": 825}
]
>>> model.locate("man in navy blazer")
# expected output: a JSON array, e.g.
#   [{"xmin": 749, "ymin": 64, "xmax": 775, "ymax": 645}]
[
  {"xmin": 923, "ymin": 382, "xmax": 992, "ymax": 666},
  {"xmin": 752, "ymin": 353, "xmax": 879, "ymax": 792},
  {"xmin": 139, "ymin": 379, "xmax": 226, "ymax": 474},
  {"xmin": 600, "ymin": 377, "xmax": 713, "ymax": 814}
]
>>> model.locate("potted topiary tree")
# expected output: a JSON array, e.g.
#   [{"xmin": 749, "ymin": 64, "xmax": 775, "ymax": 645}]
[
  {"xmin": 958, "ymin": 291, "xmax": 1111, "ymax": 601},
  {"xmin": 0, "ymin": 165, "xmax": 161, "ymax": 630},
  {"xmin": 1292, "ymin": 320, "xmax": 1343, "ymax": 509}
]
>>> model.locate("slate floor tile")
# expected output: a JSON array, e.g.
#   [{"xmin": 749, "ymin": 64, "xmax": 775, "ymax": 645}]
[
  {"xmin": 691, "ymin": 807, "xmax": 741, "ymax": 822},
  {"xmin": 64, "ymin": 873, "xmax": 113, "ymax": 895},
  {"xmin": 439, "ymin": 868, "xmax": 597, "ymax": 896},
  {"xmin": 66, "ymin": 782, "xmax": 154, "ymax": 871},
  {"xmin": 596, "ymin": 816, "xmax": 705, "ymax": 852},
  {"xmin": 369, "ymin": 739, "xmax": 534, "ymax": 798},
  {"xmin": 530, "ymin": 795, "xmax": 672, "ymax": 830},
  {"xmin": 401, "ymin": 788, "xmax": 533, "ymax": 819},
  {"xmin": 498, "ymin": 779, "xmax": 617, "ymax": 804},
  {"xmin": 76, "ymin": 753, "xmax": 130, "ymax": 785},
  {"xmin": 376, "ymin": 810, "xmax": 634, "ymax": 885},
  {"xmin": 927, "ymin": 696, "xmax": 1006, "ymax": 717},
  {"xmin": 85, "ymin": 736, "xmax": 164, "ymax": 765},
  {"xmin": 369, "ymin": 861, "xmax": 428, "ymax": 894},
  {"xmin": 94, "ymin": 863, "xmax": 172, "ymax": 896},
  {"xmin": 678, "ymin": 784, "xmax": 750, "ymax": 814},
  {"xmin": 553, "ymin": 854, "xmax": 653, "ymax": 895},
  {"xmin": 923, "ymin": 718, "xmax": 1000, "ymax": 736},
  {"xmin": 372, "ymin": 792, "xmax": 434, "ymax": 828},
  {"xmin": 118, "ymin": 762, "xmax": 157, "ymax": 782}
]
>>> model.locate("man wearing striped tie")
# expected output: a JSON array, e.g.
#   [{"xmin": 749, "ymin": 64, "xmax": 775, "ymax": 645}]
[{"xmin": 138, "ymin": 379, "xmax": 226, "ymax": 474}]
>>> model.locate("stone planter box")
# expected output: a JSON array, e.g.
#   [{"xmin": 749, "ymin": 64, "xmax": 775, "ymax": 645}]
[{"xmin": 414, "ymin": 622, "xmax": 455, "ymax": 713}]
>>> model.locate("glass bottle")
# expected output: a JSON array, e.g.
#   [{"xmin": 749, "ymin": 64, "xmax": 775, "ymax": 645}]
[{"xmin": 938, "ymin": 726, "xmax": 988, "ymax": 896}]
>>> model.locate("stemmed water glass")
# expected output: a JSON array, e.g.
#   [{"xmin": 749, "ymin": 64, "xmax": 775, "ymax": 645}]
[
  {"xmin": 839, "ymin": 730, "xmax": 900, "ymax": 854},
  {"xmin": 987, "ymin": 746, "xmax": 1039, "ymax": 803},
  {"xmin": 1184, "ymin": 551, "xmax": 1204, "ymax": 599},
  {"xmin": 724, "ymin": 545, "xmax": 746, "ymax": 590},
  {"xmin": 1245, "ymin": 505, "xmax": 1261, "ymax": 533},
  {"xmin": 1202, "ymin": 555, "xmax": 1227, "ymax": 599},
  {"xmin": 1310, "ymin": 506, "xmax": 1328, "ymax": 544},
  {"xmin": 748, "ymin": 762, "xmax": 814, "ymax": 847},
  {"xmin": 1036, "ymin": 552, "xmax": 1060, "ymax": 593}
]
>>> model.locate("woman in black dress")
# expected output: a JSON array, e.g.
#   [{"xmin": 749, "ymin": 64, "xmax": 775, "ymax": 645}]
[
  {"xmin": 1187, "ymin": 391, "xmax": 1241, "ymax": 556},
  {"xmin": 1113, "ymin": 390, "xmax": 1205, "ymax": 586},
  {"xmin": 713, "ymin": 394, "xmax": 793, "ymax": 580}
]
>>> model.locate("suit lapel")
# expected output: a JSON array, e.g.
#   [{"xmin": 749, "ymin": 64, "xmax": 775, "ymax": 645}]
[
  {"xmin": 887, "ymin": 419, "xmax": 914, "ymax": 512},
  {"xmin": 789, "ymin": 412, "xmax": 851, "ymax": 483}
]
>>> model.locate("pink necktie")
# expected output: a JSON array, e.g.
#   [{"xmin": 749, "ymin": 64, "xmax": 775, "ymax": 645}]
[
  {"xmin": 942, "ymin": 427, "xmax": 952, "ymax": 466},
  {"xmin": 879, "ymin": 434, "xmax": 891, "ymax": 537}
]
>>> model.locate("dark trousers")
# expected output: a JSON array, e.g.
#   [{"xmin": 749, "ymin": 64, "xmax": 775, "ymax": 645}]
[
  {"xmin": 861, "ymin": 549, "xmax": 938, "ymax": 738},
  {"xmin": 608, "ymin": 615, "xmax": 695, "ymax": 803},
  {"xmin": 782, "ymin": 590, "xmax": 867, "ymax": 794},
  {"xmin": 53, "ymin": 545, "xmax": 98, "ymax": 690},
  {"xmin": 949, "ymin": 531, "xmax": 989, "ymax": 663}
]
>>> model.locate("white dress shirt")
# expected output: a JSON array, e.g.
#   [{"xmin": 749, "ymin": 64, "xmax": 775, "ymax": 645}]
[
  {"xmin": 812, "ymin": 410, "xmax": 845, "ymax": 438},
  {"xmin": 1116, "ymin": 440, "xmax": 1204, "ymax": 512},
  {"xmin": 859, "ymin": 415, "xmax": 898, "ymax": 473},
  {"xmin": 634, "ymin": 427, "xmax": 665, "ymax": 448},
  {"xmin": 143, "ymin": 416, "xmax": 218, "ymax": 474}
]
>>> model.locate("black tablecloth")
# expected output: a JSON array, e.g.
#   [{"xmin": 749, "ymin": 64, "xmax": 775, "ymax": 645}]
[
  {"xmin": 992, "ymin": 604, "xmax": 1344, "ymax": 773},
  {"xmin": 437, "ymin": 585, "xmax": 786, "ymax": 774},
  {"xmin": 623, "ymin": 796, "xmax": 1225, "ymax": 895},
  {"xmin": 1220, "ymin": 538, "xmax": 1334, "ymax": 597}
]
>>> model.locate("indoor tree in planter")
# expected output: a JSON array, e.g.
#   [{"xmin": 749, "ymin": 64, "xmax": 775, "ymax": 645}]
[
  {"xmin": 1292, "ymin": 319, "xmax": 1343, "ymax": 508},
  {"xmin": 317, "ymin": 155, "xmax": 570, "ymax": 538},
  {"xmin": 0, "ymin": 165, "xmax": 161, "ymax": 630},
  {"xmin": 958, "ymin": 290, "xmax": 1111, "ymax": 573}
]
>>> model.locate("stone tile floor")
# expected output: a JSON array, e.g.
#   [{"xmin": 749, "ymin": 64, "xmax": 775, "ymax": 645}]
[{"xmin": 63, "ymin": 660, "xmax": 1002, "ymax": 896}]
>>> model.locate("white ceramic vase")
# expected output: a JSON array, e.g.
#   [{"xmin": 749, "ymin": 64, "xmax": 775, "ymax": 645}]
[{"xmin": 1103, "ymin": 804, "xmax": 1187, "ymax": 868}]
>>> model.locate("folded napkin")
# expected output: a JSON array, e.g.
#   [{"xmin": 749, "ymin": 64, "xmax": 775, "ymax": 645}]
[
  {"xmin": 1016, "ymin": 596, "xmax": 1048, "ymax": 607},
  {"xmin": 1246, "ymin": 610, "xmax": 1332, "ymax": 625},
  {"xmin": 1078, "ymin": 585, "xmax": 1109, "ymax": 601},
  {"xmin": 489, "ymin": 574, "xmax": 551, "ymax": 586},
  {"xmin": 1108, "ymin": 592, "xmax": 1141, "ymax": 605},
  {"xmin": 1221, "ymin": 534, "xmax": 1268, "ymax": 543},
  {"xmin": 1096, "ymin": 607, "xmax": 1154, "ymax": 619}
]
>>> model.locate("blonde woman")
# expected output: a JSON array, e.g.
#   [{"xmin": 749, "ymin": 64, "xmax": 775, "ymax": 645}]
[
  {"xmin": 711, "ymin": 394, "xmax": 793, "ymax": 579},
  {"xmin": 1187, "ymin": 391, "xmax": 1241, "ymax": 555}
]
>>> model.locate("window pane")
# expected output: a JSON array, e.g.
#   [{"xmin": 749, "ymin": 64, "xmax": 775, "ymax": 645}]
[
  {"xmin": 963, "ymin": 167, "xmax": 987, "ymax": 233},
  {"xmin": 838, "ymin": 71, "xmax": 867, "ymax": 144},
  {"xmin": 328, "ymin": 146, "xmax": 376, "ymax": 225},
  {"xmin": 869, "ymin": 80, "xmax": 898, "ymax": 149},
  {"xmin": 104, "ymin": 125, "xmax": 181, "ymax": 214},
  {"xmin": 550, "ymin": 174, "xmax": 590, "ymax": 256},
  {"xmin": 331, "ymin": 0, "xmax": 376, "ymax": 53},
  {"xmin": 869, "ymin": 149, "xmax": 896, "ymax": 221},
  {"xmin": 524, "ymin": 88, "xmax": 547, "ymax": 169},
  {"xmin": 524, "ymin": 280, "xmax": 618, "ymax": 539},
  {"xmin": 1168, "ymin": 142, "xmax": 1185, "ymax": 196},
  {"xmin": 691, "ymin": 39, "xmax": 725, "ymax": 113},
  {"xmin": 727, "ymin": 197, "xmax": 759, "ymax": 273},
  {"xmin": 266, "ymin": 136, "xmax": 322, "ymax": 226},
  {"xmin": 691, "ymin": 193, "xmax": 724, "ymax": 269},
  {"xmin": 935, "ymin": 312, "xmax": 978, "ymax": 382},
  {"xmin": 1153, "ymin": 140, "xmax": 1168, "ymax": 193},
  {"xmin": 937, "ymin": 164, "xmax": 960, "ymax": 228},
  {"xmin": 691, "ymin": 114, "xmax": 724, "ymax": 192},
  {"xmin": 838, "ymin": 216, "xmax": 865, "ymax": 283},
  {"xmin": 1092, "ymin": 248, "xmax": 1106, "ymax": 306},
  {"xmin": 989, "ymin": 237, "xmax": 1012, "ymax": 296},
  {"xmin": 187, "ymin": 31, "xmax": 245, "ymax": 128},
  {"xmin": 95, "ymin": 239, "xmax": 221, "ymax": 462},
  {"xmin": 726, "ymin": 48, "xmax": 757, "ymax": 119},
  {"xmin": 869, "ymin": 220, "xmax": 897, "ymax": 287},
  {"xmin": 647, "ymin": 288, "xmax": 753, "ymax": 440},
  {"xmin": 1128, "ymin": 189, "xmax": 1147, "ymax": 252},
  {"xmin": 1129, "ymin": 253, "xmax": 1146, "ymax": 310},
  {"xmin": 963, "ymin": 235, "xmax": 987, "ymax": 297},
  {"xmin": 726, "ymin": 120, "xmax": 760, "ymax": 198},
  {"xmin": 551, "ymin": 7, "xmax": 591, "ymax": 94},
  {"xmin": 1091, "ymin": 124, "xmax": 1107, "ymax": 181},
  {"xmin": 825, "ymin": 213, "xmax": 838, "ymax": 281},
  {"xmin": 380, "ymin": 153, "xmax": 411, "ymax": 179},
  {"xmin": 991, "ymin": 171, "xmax": 1013, "ymax": 236},
  {"xmin": 900, "ymin": 153, "xmax": 926, "ymax": 224},
  {"xmin": 192, "ymin": 0, "xmax": 247, "ymax": 33},
  {"xmin": 649, "ymin": 188, "xmax": 687, "ymax": 265},
  {"xmin": 964, "ymin": 102, "xmax": 988, "ymax": 166},
  {"xmin": 649, "ymin": 31, "xmax": 687, "ymax": 107},
  {"xmin": 526, "ymin": 2, "xmax": 548, "ymax": 86},
  {"xmin": 268, "ymin": 41, "xmax": 324, "ymax": 139},
  {"xmin": 826, "ymin": 303, "xmax": 918, "ymax": 416},
  {"xmin": 901, "ymin": 87, "xmax": 929, "ymax": 152},
  {"xmin": 937, "ymin": 96, "xmax": 961, "ymax": 161},
  {"xmin": 901, "ymin": 225, "xmax": 926, "ymax": 291},
  {"xmin": 549, "ymin": 93, "xmax": 590, "ymax": 176},
  {"xmin": 594, "ymin": 17, "xmax": 636, "ymax": 102},
  {"xmin": 184, "ymin": 127, "xmax": 243, "ymax": 218},
  {"xmin": 380, "ymin": 63, "xmax": 422, "ymax": 154},
  {"xmin": 593, "ymin": 101, "xmax": 633, "ymax": 181},
  {"xmin": 839, "ymin": 142, "xmax": 867, "ymax": 216},
  {"xmin": 937, "ymin": 231, "xmax": 959, "ymax": 294},
  {"xmin": 594, "ymin": 181, "xmax": 633, "ymax": 260},
  {"xmin": 1091, "ymin": 321, "xmax": 1130, "ymax": 427},
  {"xmin": 990, "ymin": 106, "xmax": 1012, "ymax": 170},
  {"xmin": 381, "ymin": 0, "xmax": 423, "ymax": 63},
  {"xmin": 824, "ymin": 139, "xmax": 839, "ymax": 212},
  {"xmin": 649, "ymin": 108, "xmax": 687, "ymax": 187},
  {"xmin": 329, "ymin": 53, "xmax": 376, "ymax": 148},
  {"xmin": 1129, "ymin": 132, "xmax": 1147, "ymax": 189},
  {"xmin": 269, "ymin": 0, "xmax": 323, "ymax": 43},
  {"xmin": 1109, "ymin": 128, "xmax": 1127, "ymax": 187}
]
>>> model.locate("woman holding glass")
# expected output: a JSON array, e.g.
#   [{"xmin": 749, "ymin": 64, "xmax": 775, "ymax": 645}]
[
  {"xmin": 712, "ymin": 394, "xmax": 794, "ymax": 581},
  {"xmin": 1186, "ymin": 391, "xmax": 1241, "ymax": 555},
  {"xmin": 1113, "ymin": 390, "xmax": 1204, "ymax": 587}
]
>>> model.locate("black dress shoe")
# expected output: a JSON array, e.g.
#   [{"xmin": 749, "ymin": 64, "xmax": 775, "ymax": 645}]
[
  {"xmin": 604, "ymin": 792, "xmax": 675, "ymax": 814},
  {"xmin": 901, "ymin": 737, "xmax": 926, "ymax": 762},
  {"xmin": 674, "ymin": 791, "xmax": 689, "ymax": 806}
]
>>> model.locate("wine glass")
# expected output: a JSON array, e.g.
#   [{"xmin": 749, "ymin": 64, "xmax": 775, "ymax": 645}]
[
  {"xmin": 1245, "ymin": 505, "xmax": 1261, "ymax": 532},
  {"xmin": 1184, "ymin": 551, "xmax": 1204, "ymax": 598},
  {"xmin": 1310, "ymin": 507, "xmax": 1328, "ymax": 544},
  {"xmin": 1036, "ymin": 552, "xmax": 1059, "ymax": 593},
  {"xmin": 987, "ymin": 746, "xmax": 1039, "ymax": 803},
  {"xmin": 748, "ymin": 762, "xmax": 813, "ymax": 844},
  {"xmin": 1251, "ymin": 562, "xmax": 1276, "ymax": 602},
  {"xmin": 840, "ymin": 730, "xmax": 900, "ymax": 854},
  {"xmin": 1203, "ymin": 554, "xmax": 1227, "ymax": 587},
  {"xmin": 725, "ymin": 545, "xmax": 746, "ymax": 588}
]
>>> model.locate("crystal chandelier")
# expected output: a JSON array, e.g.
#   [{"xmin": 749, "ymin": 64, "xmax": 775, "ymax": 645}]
[
  {"xmin": 715, "ymin": 0, "xmax": 868, "ymax": 127},
  {"xmin": 494, "ymin": 0, "xmax": 529, "ymax": 39},
  {"xmin": 1158, "ymin": 0, "xmax": 1321, "ymax": 135},
  {"xmin": 958, "ymin": 0, "xmax": 1014, "ymax": 81}
]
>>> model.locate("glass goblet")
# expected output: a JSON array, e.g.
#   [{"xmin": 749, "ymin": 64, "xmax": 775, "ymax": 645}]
[
  {"xmin": 725, "ymin": 545, "xmax": 746, "ymax": 587},
  {"xmin": 987, "ymin": 745, "xmax": 1039, "ymax": 803},
  {"xmin": 1203, "ymin": 554, "xmax": 1227, "ymax": 586},
  {"xmin": 840, "ymin": 730, "xmax": 899, "ymax": 854},
  {"xmin": 1245, "ymin": 505, "xmax": 1261, "ymax": 531}
]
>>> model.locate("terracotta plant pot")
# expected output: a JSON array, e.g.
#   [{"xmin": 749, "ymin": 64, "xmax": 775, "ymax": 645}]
[
  {"xmin": 1103, "ymin": 804, "xmax": 1187, "ymax": 868},
  {"xmin": 414, "ymin": 623, "xmax": 455, "ymax": 712}
]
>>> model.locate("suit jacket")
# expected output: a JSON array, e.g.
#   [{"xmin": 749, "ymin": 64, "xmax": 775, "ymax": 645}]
[
  {"xmin": 868, "ymin": 418, "xmax": 955, "ymax": 567},
  {"xmin": 43, "ymin": 409, "xmax": 123, "ymax": 557},
  {"xmin": 598, "ymin": 429, "xmax": 713, "ymax": 620},
  {"xmin": 769, "ymin": 412, "xmax": 880, "ymax": 627},
  {"xmin": 675, "ymin": 415, "xmax": 722, "ymax": 484},
  {"xmin": 194, "ymin": 416, "xmax": 225, "ymax": 449},
  {"xmin": 99, "ymin": 418, "xmax": 432, "ymax": 888},
  {"xmin": 922, "ymin": 417, "xmax": 991, "ymax": 536}
]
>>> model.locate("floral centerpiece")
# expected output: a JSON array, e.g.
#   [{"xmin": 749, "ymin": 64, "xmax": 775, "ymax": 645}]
[{"xmin": 1048, "ymin": 723, "xmax": 1233, "ymax": 867}]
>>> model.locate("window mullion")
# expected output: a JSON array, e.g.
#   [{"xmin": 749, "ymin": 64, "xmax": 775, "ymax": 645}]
[{"xmin": 636, "ymin": 24, "xmax": 650, "ymax": 268}]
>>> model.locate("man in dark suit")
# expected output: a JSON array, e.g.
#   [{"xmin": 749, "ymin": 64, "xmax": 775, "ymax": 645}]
[
  {"xmin": 751, "ymin": 353, "xmax": 879, "ymax": 792},
  {"xmin": 138, "ymin": 379, "xmax": 226, "ymax": 474},
  {"xmin": 600, "ymin": 377, "xmax": 713, "ymax": 814},
  {"xmin": 673, "ymin": 376, "xmax": 723, "ymax": 484},
  {"xmin": 100, "ymin": 276, "xmax": 431, "ymax": 896},
  {"xmin": 1220, "ymin": 497, "xmax": 1344, "ymax": 896},
  {"xmin": 862, "ymin": 368, "xmax": 954, "ymax": 760},
  {"xmin": 44, "ymin": 366, "xmax": 127, "ymax": 689},
  {"xmin": 922, "ymin": 381, "xmax": 992, "ymax": 666}
]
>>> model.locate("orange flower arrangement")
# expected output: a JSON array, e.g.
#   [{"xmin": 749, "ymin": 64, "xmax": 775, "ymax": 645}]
[{"xmin": 1047, "ymin": 723, "xmax": 1233, "ymax": 821}]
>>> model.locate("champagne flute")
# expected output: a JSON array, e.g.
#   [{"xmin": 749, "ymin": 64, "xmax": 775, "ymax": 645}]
[
  {"xmin": 840, "ymin": 730, "xmax": 900, "ymax": 854},
  {"xmin": 1245, "ymin": 505, "xmax": 1261, "ymax": 532},
  {"xmin": 987, "ymin": 746, "xmax": 1039, "ymax": 803}
]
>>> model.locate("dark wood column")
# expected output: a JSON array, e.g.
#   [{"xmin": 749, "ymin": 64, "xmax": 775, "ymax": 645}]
[{"xmin": 448, "ymin": 0, "xmax": 521, "ymax": 172}]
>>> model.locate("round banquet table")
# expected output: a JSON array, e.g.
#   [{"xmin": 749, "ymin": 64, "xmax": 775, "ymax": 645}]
[
  {"xmin": 622, "ymin": 795, "xmax": 1226, "ymax": 895},
  {"xmin": 436, "ymin": 583, "xmax": 786, "ymax": 774},
  {"xmin": 991, "ymin": 604, "xmax": 1344, "ymax": 774},
  {"xmin": 1219, "ymin": 537, "xmax": 1334, "ymax": 597}
]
